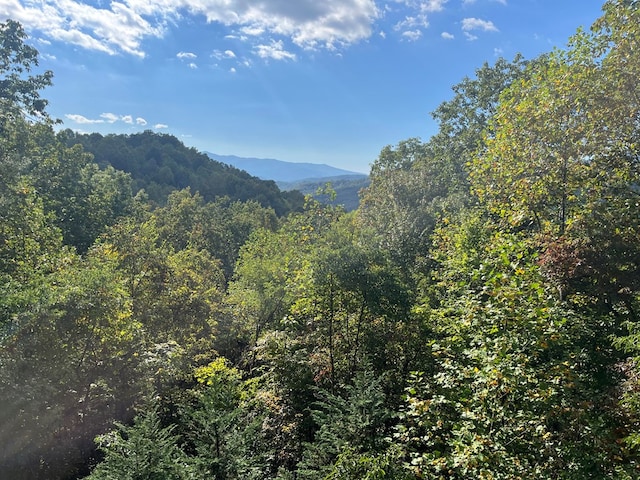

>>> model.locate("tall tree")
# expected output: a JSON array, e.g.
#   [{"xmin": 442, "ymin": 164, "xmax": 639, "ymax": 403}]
[
  {"xmin": 0, "ymin": 19, "xmax": 52, "ymax": 127},
  {"xmin": 360, "ymin": 56, "xmax": 528, "ymax": 274}
]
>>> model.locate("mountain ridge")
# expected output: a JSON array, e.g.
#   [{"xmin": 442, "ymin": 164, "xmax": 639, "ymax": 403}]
[{"xmin": 206, "ymin": 152, "xmax": 367, "ymax": 183}]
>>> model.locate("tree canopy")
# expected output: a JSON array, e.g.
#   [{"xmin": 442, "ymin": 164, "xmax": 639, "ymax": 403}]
[{"xmin": 3, "ymin": 2, "xmax": 640, "ymax": 478}]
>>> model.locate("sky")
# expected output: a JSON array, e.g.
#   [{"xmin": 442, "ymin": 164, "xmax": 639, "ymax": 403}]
[{"xmin": 2, "ymin": 0, "xmax": 606, "ymax": 174}]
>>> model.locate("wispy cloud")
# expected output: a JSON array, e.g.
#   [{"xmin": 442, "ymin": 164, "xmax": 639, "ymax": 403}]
[
  {"xmin": 401, "ymin": 30, "xmax": 422, "ymax": 41},
  {"xmin": 66, "ymin": 114, "xmax": 103, "ymax": 124},
  {"xmin": 461, "ymin": 17, "xmax": 498, "ymax": 40},
  {"xmin": 394, "ymin": 14, "xmax": 430, "ymax": 31},
  {"xmin": 154, "ymin": 123, "xmax": 168, "ymax": 129},
  {"xmin": 66, "ymin": 112, "xmax": 152, "ymax": 126},
  {"xmin": 100, "ymin": 112, "xmax": 119, "ymax": 123},
  {"xmin": 177, "ymin": 52, "xmax": 197, "ymax": 59},
  {"xmin": 462, "ymin": 18, "xmax": 499, "ymax": 32},
  {"xmin": 254, "ymin": 40, "xmax": 296, "ymax": 61},
  {"xmin": 395, "ymin": 0, "xmax": 448, "ymax": 12},
  {"xmin": 421, "ymin": 0, "xmax": 449, "ymax": 12},
  {"xmin": 212, "ymin": 49, "xmax": 237, "ymax": 60},
  {"xmin": 441, "ymin": 31, "xmax": 454, "ymax": 40}
]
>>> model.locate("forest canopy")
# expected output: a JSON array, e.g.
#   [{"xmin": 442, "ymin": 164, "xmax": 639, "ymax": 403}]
[{"xmin": 1, "ymin": 1, "xmax": 640, "ymax": 478}]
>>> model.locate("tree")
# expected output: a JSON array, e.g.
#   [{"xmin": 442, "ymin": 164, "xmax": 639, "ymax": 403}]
[
  {"xmin": 471, "ymin": 1, "xmax": 640, "ymax": 250},
  {"xmin": 359, "ymin": 56, "xmax": 528, "ymax": 274},
  {"xmin": 297, "ymin": 370, "xmax": 393, "ymax": 479},
  {"xmin": 0, "ymin": 19, "xmax": 53, "ymax": 127},
  {"xmin": 88, "ymin": 405, "xmax": 196, "ymax": 480},
  {"xmin": 396, "ymin": 210, "xmax": 633, "ymax": 478}
]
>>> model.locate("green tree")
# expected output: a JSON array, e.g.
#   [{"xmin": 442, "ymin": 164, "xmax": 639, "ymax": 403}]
[
  {"xmin": 297, "ymin": 370, "xmax": 393, "ymax": 479},
  {"xmin": 0, "ymin": 243, "xmax": 142, "ymax": 479},
  {"xmin": 360, "ymin": 56, "xmax": 528, "ymax": 274},
  {"xmin": 88, "ymin": 405, "xmax": 196, "ymax": 480},
  {"xmin": 0, "ymin": 19, "xmax": 52, "ymax": 127},
  {"xmin": 396, "ymin": 210, "xmax": 634, "ymax": 478}
]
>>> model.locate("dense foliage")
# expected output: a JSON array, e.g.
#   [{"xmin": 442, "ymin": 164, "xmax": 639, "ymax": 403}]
[
  {"xmin": 61, "ymin": 129, "xmax": 305, "ymax": 216},
  {"xmin": 1, "ymin": 2, "xmax": 640, "ymax": 478}
]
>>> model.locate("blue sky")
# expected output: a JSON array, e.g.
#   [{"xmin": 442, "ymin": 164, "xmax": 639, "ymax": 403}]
[{"xmin": 3, "ymin": 0, "xmax": 604, "ymax": 173}]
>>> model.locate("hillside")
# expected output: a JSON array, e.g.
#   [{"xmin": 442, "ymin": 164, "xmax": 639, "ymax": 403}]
[{"xmin": 61, "ymin": 130, "xmax": 305, "ymax": 216}]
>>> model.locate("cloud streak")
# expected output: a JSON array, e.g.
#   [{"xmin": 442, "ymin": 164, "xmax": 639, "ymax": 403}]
[{"xmin": 65, "ymin": 112, "xmax": 150, "ymax": 126}]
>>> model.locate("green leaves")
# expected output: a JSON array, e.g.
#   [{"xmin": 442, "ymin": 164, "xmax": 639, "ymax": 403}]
[
  {"xmin": 396, "ymin": 210, "xmax": 632, "ymax": 478},
  {"xmin": 0, "ymin": 19, "xmax": 53, "ymax": 124},
  {"xmin": 89, "ymin": 406, "xmax": 196, "ymax": 480}
]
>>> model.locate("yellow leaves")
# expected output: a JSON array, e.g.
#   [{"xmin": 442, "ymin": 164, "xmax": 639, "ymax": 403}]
[{"xmin": 194, "ymin": 357, "xmax": 239, "ymax": 386}]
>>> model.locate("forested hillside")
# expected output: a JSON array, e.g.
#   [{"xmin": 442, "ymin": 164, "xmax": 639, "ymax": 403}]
[
  {"xmin": 2, "ymin": 1, "xmax": 640, "ymax": 479},
  {"xmin": 61, "ymin": 130, "xmax": 305, "ymax": 216}
]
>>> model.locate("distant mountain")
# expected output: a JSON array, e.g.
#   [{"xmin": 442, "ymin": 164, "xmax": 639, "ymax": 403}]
[{"xmin": 206, "ymin": 153, "xmax": 367, "ymax": 183}]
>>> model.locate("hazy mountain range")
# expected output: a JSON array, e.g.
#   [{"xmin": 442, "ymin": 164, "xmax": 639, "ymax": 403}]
[
  {"xmin": 206, "ymin": 153, "xmax": 370, "ymax": 211},
  {"xmin": 205, "ymin": 153, "xmax": 367, "ymax": 183}
]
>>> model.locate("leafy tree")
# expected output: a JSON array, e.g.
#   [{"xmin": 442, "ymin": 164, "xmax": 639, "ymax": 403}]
[
  {"xmin": 360, "ymin": 56, "xmax": 528, "ymax": 274},
  {"xmin": 88, "ymin": 405, "xmax": 196, "ymax": 480},
  {"xmin": 26, "ymin": 130, "xmax": 134, "ymax": 252},
  {"xmin": 0, "ymin": 243, "xmax": 142, "ymax": 479},
  {"xmin": 0, "ymin": 19, "xmax": 52, "ymax": 126},
  {"xmin": 471, "ymin": 1, "xmax": 640, "ymax": 282},
  {"xmin": 297, "ymin": 370, "xmax": 393, "ymax": 479},
  {"xmin": 396, "ymin": 209, "xmax": 634, "ymax": 478},
  {"xmin": 153, "ymin": 188, "xmax": 278, "ymax": 278}
]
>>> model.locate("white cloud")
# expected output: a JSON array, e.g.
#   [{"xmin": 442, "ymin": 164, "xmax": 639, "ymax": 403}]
[
  {"xmin": 420, "ymin": 0, "xmax": 449, "ymax": 12},
  {"xmin": 254, "ymin": 40, "xmax": 296, "ymax": 61},
  {"xmin": 5, "ymin": 0, "xmax": 380, "ymax": 56},
  {"xmin": 402, "ymin": 30, "xmax": 422, "ymax": 41},
  {"xmin": 462, "ymin": 0, "xmax": 476, "ymax": 4},
  {"xmin": 240, "ymin": 25, "xmax": 265, "ymax": 36},
  {"xmin": 462, "ymin": 17, "xmax": 499, "ymax": 33},
  {"xmin": 177, "ymin": 51, "xmax": 197, "ymax": 59},
  {"xmin": 188, "ymin": 62, "xmax": 197, "ymax": 69},
  {"xmin": 4, "ymin": 0, "xmax": 165, "ymax": 57},
  {"xmin": 394, "ymin": 0, "xmax": 448, "ymax": 12},
  {"xmin": 65, "ymin": 114, "xmax": 104, "ymax": 124},
  {"xmin": 441, "ymin": 31, "xmax": 454, "ymax": 40},
  {"xmin": 230, "ymin": 67, "xmax": 237, "ymax": 73},
  {"xmin": 100, "ymin": 112, "xmax": 120, "ymax": 123},
  {"xmin": 212, "ymin": 49, "xmax": 238, "ymax": 60},
  {"xmin": 67, "ymin": 112, "xmax": 151, "ymax": 125},
  {"xmin": 394, "ymin": 14, "xmax": 429, "ymax": 31},
  {"xmin": 464, "ymin": 32, "xmax": 478, "ymax": 41},
  {"xmin": 154, "ymin": 124, "xmax": 168, "ymax": 129}
]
